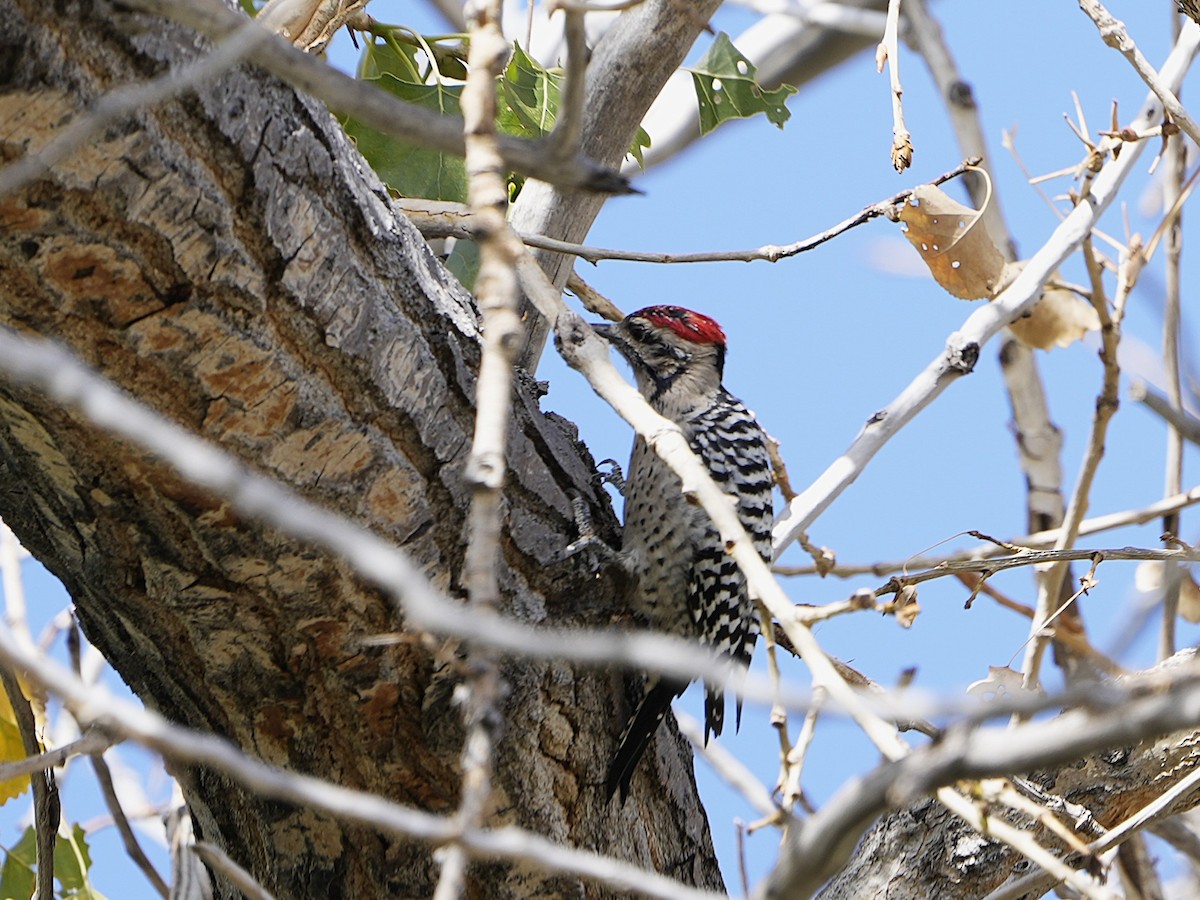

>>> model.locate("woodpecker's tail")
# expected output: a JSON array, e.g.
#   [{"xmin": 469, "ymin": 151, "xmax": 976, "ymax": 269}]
[{"xmin": 605, "ymin": 676, "xmax": 685, "ymax": 801}]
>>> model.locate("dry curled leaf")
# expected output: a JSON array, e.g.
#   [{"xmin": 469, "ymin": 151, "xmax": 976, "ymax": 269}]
[
  {"xmin": 258, "ymin": 0, "xmax": 370, "ymax": 54},
  {"xmin": 1181, "ymin": 572, "xmax": 1200, "ymax": 623},
  {"xmin": 888, "ymin": 584, "xmax": 920, "ymax": 628},
  {"xmin": 898, "ymin": 170, "xmax": 1097, "ymax": 349},
  {"xmin": 898, "ymin": 180, "xmax": 1005, "ymax": 299},
  {"xmin": 1002, "ymin": 263, "xmax": 1100, "ymax": 350},
  {"xmin": 1136, "ymin": 560, "xmax": 1200, "ymax": 623}
]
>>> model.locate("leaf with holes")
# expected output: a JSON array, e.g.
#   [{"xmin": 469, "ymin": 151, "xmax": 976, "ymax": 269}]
[
  {"xmin": 688, "ymin": 33, "xmax": 796, "ymax": 135},
  {"xmin": 898, "ymin": 184, "xmax": 1006, "ymax": 300}
]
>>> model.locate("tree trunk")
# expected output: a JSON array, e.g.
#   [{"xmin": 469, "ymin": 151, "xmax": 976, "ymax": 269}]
[{"xmin": 0, "ymin": 2, "xmax": 724, "ymax": 896}]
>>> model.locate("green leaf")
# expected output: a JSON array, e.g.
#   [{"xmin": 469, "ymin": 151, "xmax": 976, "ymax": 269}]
[
  {"xmin": 687, "ymin": 33, "xmax": 796, "ymax": 135},
  {"xmin": 497, "ymin": 46, "xmax": 650, "ymax": 166},
  {"xmin": 53, "ymin": 824, "xmax": 94, "ymax": 894},
  {"xmin": 1, "ymin": 826, "xmax": 36, "ymax": 900},
  {"xmin": 445, "ymin": 239, "xmax": 480, "ymax": 291},
  {"xmin": 1, "ymin": 824, "xmax": 107, "ymax": 900},
  {"xmin": 341, "ymin": 40, "xmax": 469, "ymax": 202},
  {"xmin": 499, "ymin": 45, "xmax": 560, "ymax": 138},
  {"xmin": 627, "ymin": 125, "xmax": 651, "ymax": 169}
]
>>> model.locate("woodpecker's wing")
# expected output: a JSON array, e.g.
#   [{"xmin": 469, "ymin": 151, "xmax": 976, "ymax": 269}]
[
  {"xmin": 685, "ymin": 390, "xmax": 774, "ymax": 742},
  {"xmin": 605, "ymin": 675, "xmax": 687, "ymax": 801}
]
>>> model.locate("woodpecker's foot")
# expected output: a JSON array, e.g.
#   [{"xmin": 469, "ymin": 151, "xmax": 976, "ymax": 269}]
[
  {"xmin": 595, "ymin": 458, "xmax": 626, "ymax": 496},
  {"xmin": 560, "ymin": 493, "xmax": 620, "ymax": 566}
]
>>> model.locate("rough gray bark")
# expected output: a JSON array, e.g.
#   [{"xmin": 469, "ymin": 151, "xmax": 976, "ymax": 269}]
[
  {"xmin": 814, "ymin": 728, "xmax": 1200, "ymax": 898},
  {"xmin": 0, "ymin": 2, "xmax": 723, "ymax": 897}
]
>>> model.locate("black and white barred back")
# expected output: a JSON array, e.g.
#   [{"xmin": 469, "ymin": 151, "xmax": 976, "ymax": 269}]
[
  {"xmin": 591, "ymin": 306, "xmax": 774, "ymax": 800},
  {"xmin": 686, "ymin": 390, "xmax": 774, "ymax": 739}
]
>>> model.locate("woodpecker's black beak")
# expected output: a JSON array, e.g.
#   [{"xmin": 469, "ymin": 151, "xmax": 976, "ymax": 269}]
[{"xmin": 591, "ymin": 323, "xmax": 615, "ymax": 342}]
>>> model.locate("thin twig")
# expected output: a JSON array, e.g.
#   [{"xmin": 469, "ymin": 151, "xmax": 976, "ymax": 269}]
[
  {"xmin": 191, "ymin": 843, "xmax": 274, "ymax": 900},
  {"xmin": 0, "ymin": 666, "xmax": 56, "ymax": 900},
  {"xmin": 65, "ymin": 625, "xmax": 168, "ymax": 898},
  {"xmin": 92, "ymin": 753, "xmax": 169, "ymax": 898},
  {"xmin": 0, "ymin": 730, "xmax": 113, "ymax": 783},
  {"xmin": 780, "ymin": 686, "xmax": 824, "ymax": 814},
  {"xmin": 1159, "ymin": 92, "xmax": 1187, "ymax": 662},
  {"xmin": 985, "ymin": 759, "xmax": 1200, "ymax": 900},
  {"xmin": 566, "ymin": 271, "xmax": 625, "ymax": 322},
  {"xmin": 1078, "ymin": 1, "xmax": 1200, "ymax": 148},
  {"xmin": 675, "ymin": 709, "xmax": 780, "ymax": 821},
  {"xmin": 398, "ymin": 159, "xmax": 981, "ymax": 264},
  {"xmin": 547, "ymin": 1, "xmax": 587, "ymax": 162},
  {"xmin": 876, "ymin": 0, "xmax": 913, "ymax": 170},
  {"xmin": 1019, "ymin": 237, "xmax": 1142, "ymax": 692},
  {"xmin": 434, "ymin": 2, "xmax": 524, "ymax": 896},
  {"xmin": 774, "ymin": 484, "xmax": 1200, "ymax": 577},
  {"xmin": 773, "ymin": 24, "xmax": 1200, "ymax": 556},
  {"xmin": 1134, "ymin": 381, "xmax": 1200, "ymax": 444}
]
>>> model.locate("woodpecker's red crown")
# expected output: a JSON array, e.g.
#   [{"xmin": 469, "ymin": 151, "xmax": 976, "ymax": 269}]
[{"xmin": 633, "ymin": 306, "xmax": 726, "ymax": 346}]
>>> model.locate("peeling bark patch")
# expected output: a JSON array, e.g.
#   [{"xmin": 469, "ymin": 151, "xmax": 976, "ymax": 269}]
[
  {"xmin": 358, "ymin": 681, "xmax": 400, "ymax": 744},
  {"xmin": 363, "ymin": 467, "xmax": 430, "ymax": 541},
  {"xmin": 255, "ymin": 704, "xmax": 297, "ymax": 760},
  {"xmin": 40, "ymin": 240, "xmax": 164, "ymax": 326},
  {"xmin": 298, "ymin": 617, "xmax": 353, "ymax": 665}
]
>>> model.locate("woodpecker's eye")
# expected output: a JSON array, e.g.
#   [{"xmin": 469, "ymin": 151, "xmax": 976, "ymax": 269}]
[{"xmin": 627, "ymin": 319, "xmax": 652, "ymax": 342}]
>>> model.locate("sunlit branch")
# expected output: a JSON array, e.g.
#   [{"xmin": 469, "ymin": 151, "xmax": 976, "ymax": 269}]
[
  {"xmin": 1079, "ymin": 3, "xmax": 1200, "ymax": 147},
  {"xmin": 0, "ymin": 621, "xmax": 726, "ymax": 900},
  {"xmin": 399, "ymin": 159, "xmax": 979, "ymax": 264},
  {"xmin": 772, "ymin": 23, "xmax": 1200, "ymax": 555}
]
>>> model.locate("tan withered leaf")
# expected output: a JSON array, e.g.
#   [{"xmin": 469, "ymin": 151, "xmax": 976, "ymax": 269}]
[
  {"xmin": 1008, "ymin": 285, "xmax": 1100, "ymax": 349},
  {"xmin": 898, "ymin": 182, "xmax": 1006, "ymax": 299},
  {"xmin": 1001, "ymin": 262, "xmax": 1100, "ymax": 350},
  {"xmin": 1180, "ymin": 570, "xmax": 1200, "ymax": 623}
]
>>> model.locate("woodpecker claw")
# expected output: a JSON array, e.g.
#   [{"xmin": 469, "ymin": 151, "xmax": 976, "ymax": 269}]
[{"xmin": 595, "ymin": 458, "xmax": 626, "ymax": 495}]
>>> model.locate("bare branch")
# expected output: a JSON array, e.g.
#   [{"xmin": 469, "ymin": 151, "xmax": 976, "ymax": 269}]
[
  {"xmin": 1019, "ymin": 237, "xmax": 1141, "ymax": 691},
  {"xmin": 402, "ymin": 158, "xmax": 979, "ymax": 263},
  {"xmin": 0, "ymin": 620, "xmax": 726, "ymax": 900},
  {"xmin": 190, "ymin": 843, "xmax": 273, "ymax": 900},
  {"xmin": 876, "ymin": 0, "xmax": 913, "ymax": 170},
  {"xmin": 0, "ymin": 665, "xmax": 56, "ymax": 900},
  {"xmin": 434, "ymin": 2, "xmax": 523, "ymax": 895},
  {"xmin": 0, "ymin": 730, "xmax": 113, "ymax": 784},
  {"xmin": 1079, "ymin": 2, "xmax": 1200, "ymax": 148},
  {"xmin": 92, "ymin": 752, "xmax": 169, "ymax": 898},
  {"xmin": 776, "ymin": 484, "xmax": 1200, "ymax": 577},
  {"xmin": 761, "ymin": 650, "xmax": 1200, "ymax": 898},
  {"xmin": 675, "ymin": 709, "xmax": 781, "ymax": 821},
  {"xmin": 772, "ymin": 22, "xmax": 1200, "ymax": 555}
]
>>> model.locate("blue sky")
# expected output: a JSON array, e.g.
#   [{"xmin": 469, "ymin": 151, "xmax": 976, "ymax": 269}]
[{"xmin": 5, "ymin": 1, "xmax": 1198, "ymax": 896}]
